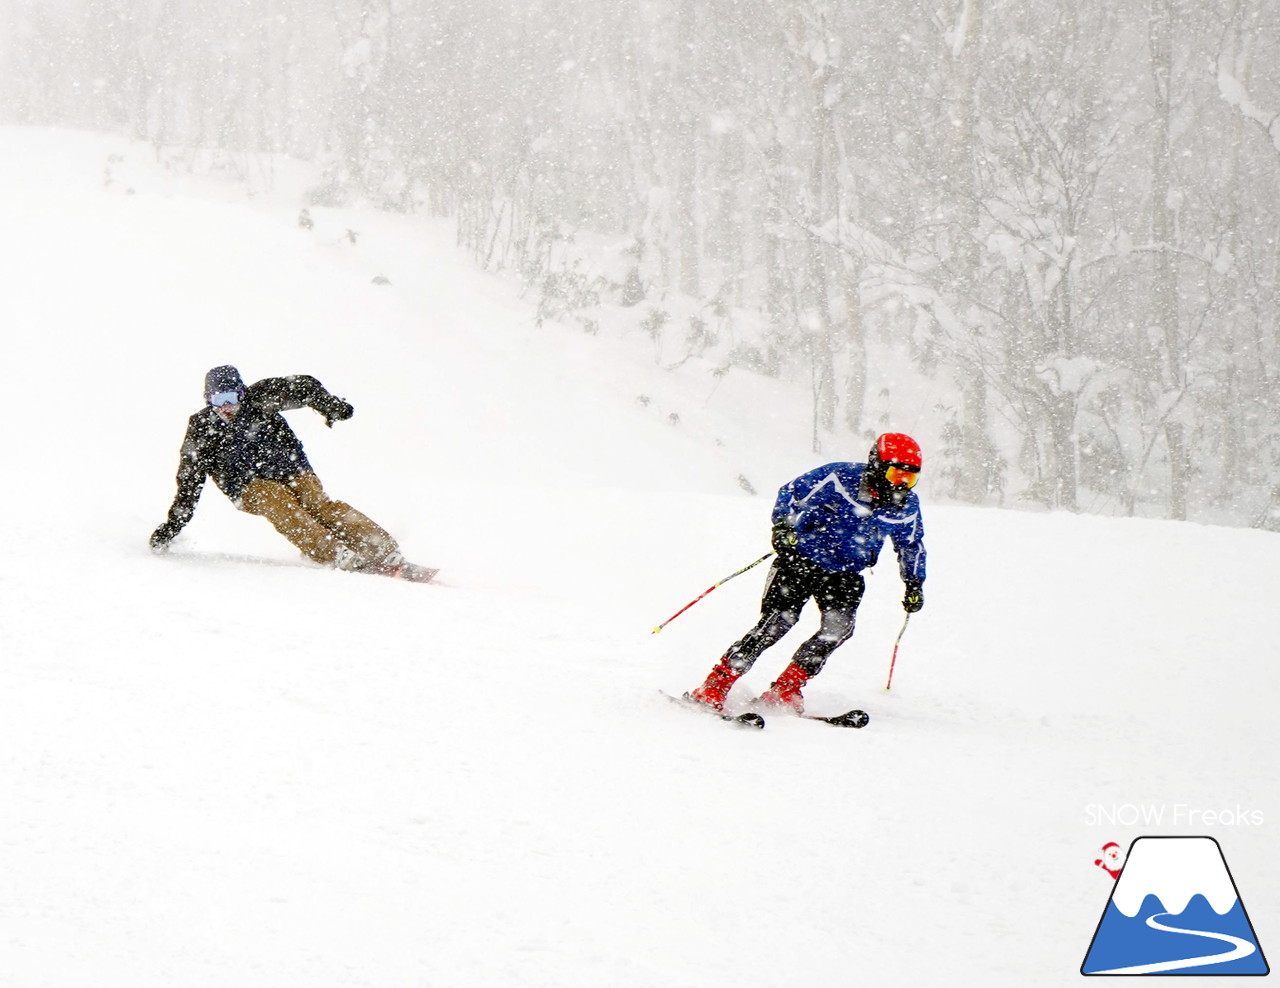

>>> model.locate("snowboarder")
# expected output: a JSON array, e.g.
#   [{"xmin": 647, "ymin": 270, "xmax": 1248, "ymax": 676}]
[
  {"xmin": 149, "ymin": 365, "xmax": 405, "ymax": 574},
  {"xmin": 687, "ymin": 433, "xmax": 927, "ymax": 714}
]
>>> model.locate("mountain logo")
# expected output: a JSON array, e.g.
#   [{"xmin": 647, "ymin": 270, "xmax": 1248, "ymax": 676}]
[{"xmin": 1081, "ymin": 836, "xmax": 1269, "ymax": 976}]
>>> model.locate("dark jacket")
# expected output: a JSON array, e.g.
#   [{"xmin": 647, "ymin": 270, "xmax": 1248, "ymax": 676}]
[{"xmin": 157, "ymin": 375, "xmax": 351, "ymax": 536}]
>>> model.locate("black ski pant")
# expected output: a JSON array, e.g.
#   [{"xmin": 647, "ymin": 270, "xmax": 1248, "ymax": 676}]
[{"xmin": 724, "ymin": 551, "xmax": 865, "ymax": 678}]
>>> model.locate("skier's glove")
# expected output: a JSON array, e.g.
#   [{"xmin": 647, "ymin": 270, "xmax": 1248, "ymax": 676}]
[
  {"xmin": 902, "ymin": 580, "xmax": 924, "ymax": 613},
  {"xmin": 149, "ymin": 522, "xmax": 181, "ymax": 553},
  {"xmin": 770, "ymin": 521, "xmax": 799, "ymax": 553},
  {"xmin": 322, "ymin": 398, "xmax": 354, "ymax": 428}
]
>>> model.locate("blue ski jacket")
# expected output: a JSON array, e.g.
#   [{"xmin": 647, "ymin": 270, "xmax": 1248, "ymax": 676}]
[{"xmin": 771, "ymin": 461, "xmax": 926, "ymax": 581}]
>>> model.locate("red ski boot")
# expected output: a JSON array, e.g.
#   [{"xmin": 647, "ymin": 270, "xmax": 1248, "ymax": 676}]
[
  {"xmin": 687, "ymin": 658, "xmax": 742, "ymax": 712},
  {"xmin": 757, "ymin": 662, "xmax": 810, "ymax": 714}
]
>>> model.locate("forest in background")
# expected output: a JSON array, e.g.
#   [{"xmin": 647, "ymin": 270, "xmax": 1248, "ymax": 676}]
[{"xmin": 2, "ymin": 0, "xmax": 1277, "ymax": 527}]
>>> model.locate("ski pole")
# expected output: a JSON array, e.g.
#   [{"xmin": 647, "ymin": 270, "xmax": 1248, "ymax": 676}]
[
  {"xmin": 884, "ymin": 613, "xmax": 911, "ymax": 690},
  {"xmin": 651, "ymin": 552, "xmax": 774, "ymax": 634}
]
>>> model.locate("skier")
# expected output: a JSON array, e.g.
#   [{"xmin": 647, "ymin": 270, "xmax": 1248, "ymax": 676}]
[
  {"xmin": 149, "ymin": 365, "xmax": 405, "ymax": 574},
  {"xmin": 687, "ymin": 433, "xmax": 927, "ymax": 714}
]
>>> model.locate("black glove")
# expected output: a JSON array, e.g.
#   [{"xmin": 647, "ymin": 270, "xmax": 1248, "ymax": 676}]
[
  {"xmin": 323, "ymin": 398, "xmax": 354, "ymax": 428},
  {"xmin": 149, "ymin": 522, "xmax": 181, "ymax": 553},
  {"xmin": 770, "ymin": 520, "xmax": 798, "ymax": 553},
  {"xmin": 902, "ymin": 580, "xmax": 924, "ymax": 613}
]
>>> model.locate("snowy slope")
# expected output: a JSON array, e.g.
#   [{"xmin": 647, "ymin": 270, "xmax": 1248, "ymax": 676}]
[{"xmin": 1, "ymin": 127, "xmax": 1277, "ymax": 987}]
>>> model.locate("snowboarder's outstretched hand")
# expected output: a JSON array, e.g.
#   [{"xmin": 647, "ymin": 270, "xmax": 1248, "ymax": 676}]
[
  {"xmin": 149, "ymin": 522, "xmax": 179, "ymax": 554},
  {"xmin": 902, "ymin": 580, "xmax": 924, "ymax": 613},
  {"xmin": 322, "ymin": 397, "xmax": 354, "ymax": 428}
]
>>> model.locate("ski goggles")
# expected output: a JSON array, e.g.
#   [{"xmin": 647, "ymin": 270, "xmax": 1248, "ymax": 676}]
[
  {"xmin": 209, "ymin": 390, "xmax": 242, "ymax": 407},
  {"xmin": 885, "ymin": 463, "xmax": 920, "ymax": 489}
]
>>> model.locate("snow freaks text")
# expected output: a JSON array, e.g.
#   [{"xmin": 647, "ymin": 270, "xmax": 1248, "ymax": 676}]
[{"xmin": 1085, "ymin": 804, "xmax": 1265, "ymax": 827}]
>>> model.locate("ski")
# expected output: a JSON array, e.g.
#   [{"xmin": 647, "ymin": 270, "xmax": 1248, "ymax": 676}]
[
  {"xmin": 802, "ymin": 708, "xmax": 870, "ymax": 729},
  {"xmin": 744, "ymin": 695, "xmax": 870, "ymax": 729},
  {"xmin": 660, "ymin": 690, "xmax": 766, "ymax": 730}
]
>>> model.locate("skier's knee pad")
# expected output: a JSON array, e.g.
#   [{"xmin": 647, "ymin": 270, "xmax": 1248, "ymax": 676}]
[{"xmin": 816, "ymin": 617, "xmax": 855, "ymax": 646}]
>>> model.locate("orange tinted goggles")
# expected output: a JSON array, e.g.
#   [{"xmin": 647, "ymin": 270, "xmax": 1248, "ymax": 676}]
[{"xmin": 885, "ymin": 463, "xmax": 920, "ymax": 489}]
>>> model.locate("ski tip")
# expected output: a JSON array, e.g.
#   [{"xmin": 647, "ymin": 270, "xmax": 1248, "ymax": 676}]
[{"xmin": 803, "ymin": 708, "xmax": 870, "ymax": 728}]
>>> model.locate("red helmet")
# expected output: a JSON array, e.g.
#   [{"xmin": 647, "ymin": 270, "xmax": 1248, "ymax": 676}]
[
  {"xmin": 874, "ymin": 433, "xmax": 922, "ymax": 469},
  {"xmin": 867, "ymin": 433, "xmax": 922, "ymax": 507}
]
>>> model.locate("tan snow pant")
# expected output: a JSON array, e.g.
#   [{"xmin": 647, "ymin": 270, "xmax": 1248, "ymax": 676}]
[{"xmin": 238, "ymin": 472, "xmax": 397, "ymax": 569}]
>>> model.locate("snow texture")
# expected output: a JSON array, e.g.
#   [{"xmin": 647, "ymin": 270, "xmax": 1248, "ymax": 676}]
[{"xmin": 1, "ymin": 128, "xmax": 1277, "ymax": 988}]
